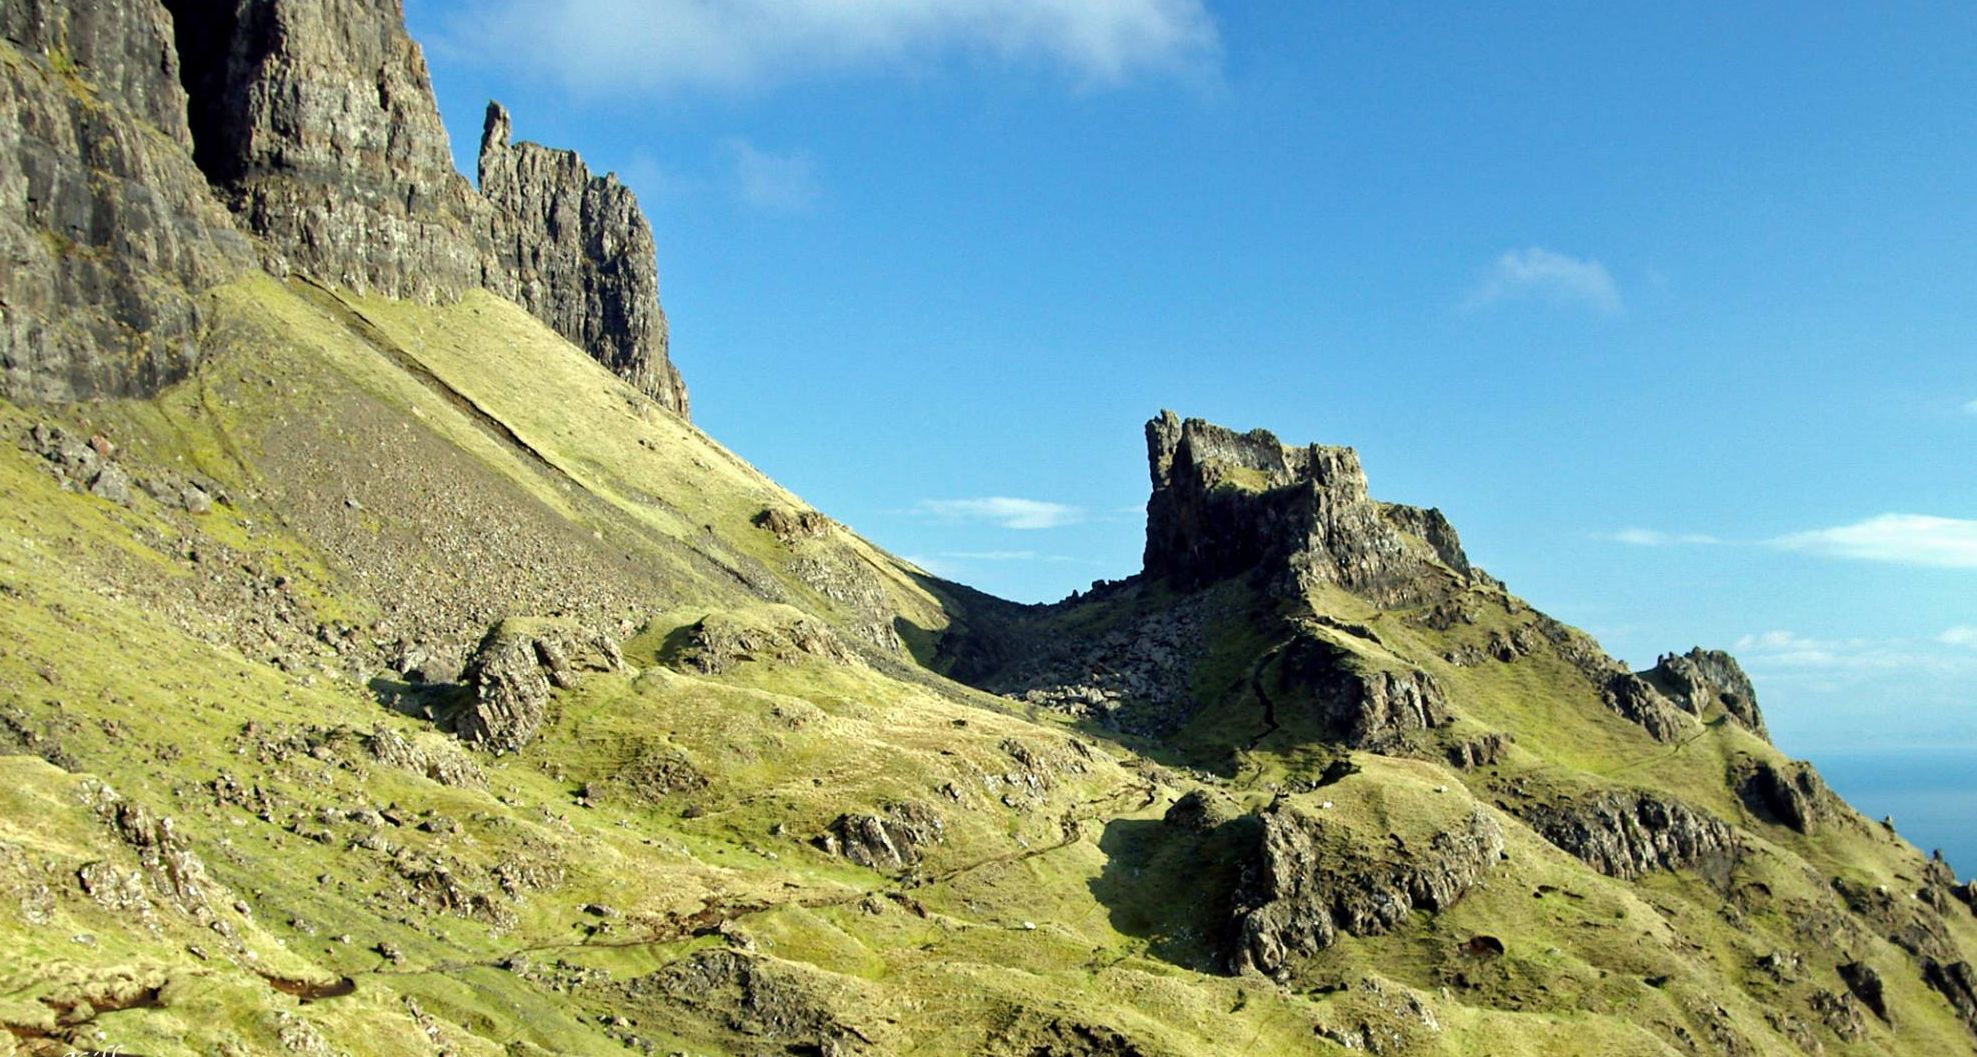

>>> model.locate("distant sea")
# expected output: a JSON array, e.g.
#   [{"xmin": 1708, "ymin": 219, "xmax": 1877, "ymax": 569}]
[{"xmin": 1810, "ymin": 748, "xmax": 1977, "ymax": 880}]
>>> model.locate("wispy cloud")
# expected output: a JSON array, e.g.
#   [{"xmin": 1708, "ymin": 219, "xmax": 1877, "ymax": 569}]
[
  {"xmin": 1770, "ymin": 513, "xmax": 1977, "ymax": 569},
  {"xmin": 1464, "ymin": 247, "xmax": 1622, "ymax": 314},
  {"xmin": 1601, "ymin": 528, "xmax": 1721, "ymax": 547},
  {"xmin": 723, "ymin": 139, "xmax": 819, "ymax": 212},
  {"xmin": 1963, "ymin": 399, "xmax": 1977, "ymax": 416},
  {"xmin": 444, "ymin": 0, "xmax": 1219, "ymax": 96},
  {"xmin": 914, "ymin": 497, "xmax": 1085, "ymax": 530}
]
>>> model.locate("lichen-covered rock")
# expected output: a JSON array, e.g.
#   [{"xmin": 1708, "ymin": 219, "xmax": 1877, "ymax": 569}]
[
  {"xmin": 165, "ymin": 0, "xmax": 486, "ymax": 301},
  {"xmin": 0, "ymin": 0, "xmax": 254, "ymax": 401},
  {"xmin": 815, "ymin": 801, "xmax": 944, "ymax": 872},
  {"xmin": 1446, "ymin": 732, "xmax": 1511, "ymax": 770},
  {"xmin": 1231, "ymin": 802, "xmax": 1503, "ymax": 976},
  {"xmin": 1142, "ymin": 411, "xmax": 1471, "ymax": 604},
  {"xmin": 620, "ymin": 949, "xmax": 860, "ymax": 1054},
  {"xmin": 1839, "ymin": 962, "xmax": 1891, "ymax": 1023},
  {"xmin": 753, "ymin": 507, "xmax": 833, "ymax": 544},
  {"xmin": 1519, "ymin": 791, "xmax": 1740, "ymax": 882},
  {"xmin": 1644, "ymin": 648, "xmax": 1768, "ymax": 738},
  {"xmin": 455, "ymin": 618, "xmax": 622, "ymax": 753},
  {"xmin": 365, "ymin": 727, "xmax": 485, "ymax": 788},
  {"xmin": 1921, "ymin": 958, "xmax": 1977, "ymax": 1035},
  {"xmin": 478, "ymin": 101, "xmax": 686, "ymax": 416}
]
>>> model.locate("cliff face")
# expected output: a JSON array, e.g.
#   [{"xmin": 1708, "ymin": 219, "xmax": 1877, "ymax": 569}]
[
  {"xmin": 0, "ymin": 0, "xmax": 255, "ymax": 400},
  {"xmin": 162, "ymin": 0, "xmax": 484, "ymax": 300},
  {"xmin": 1143, "ymin": 410, "xmax": 1471, "ymax": 603},
  {"xmin": 0, "ymin": 0, "xmax": 689, "ymax": 414},
  {"xmin": 479, "ymin": 102, "xmax": 686, "ymax": 416}
]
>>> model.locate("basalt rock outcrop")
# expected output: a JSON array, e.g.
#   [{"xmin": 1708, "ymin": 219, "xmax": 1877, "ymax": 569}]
[
  {"xmin": 1143, "ymin": 411, "xmax": 1472, "ymax": 603},
  {"xmin": 1644, "ymin": 648, "xmax": 1768, "ymax": 738},
  {"xmin": 1, "ymin": 0, "xmax": 691, "ymax": 414},
  {"xmin": 455, "ymin": 618, "xmax": 623, "ymax": 754},
  {"xmin": 1520, "ymin": 791, "xmax": 1740, "ymax": 883},
  {"xmin": 1230, "ymin": 801, "xmax": 1504, "ymax": 976},
  {"xmin": 1733, "ymin": 756, "xmax": 1836, "ymax": 834},
  {"xmin": 814, "ymin": 801, "xmax": 945, "ymax": 872},
  {"xmin": 479, "ymin": 102, "xmax": 685, "ymax": 415},
  {"xmin": 0, "ymin": 0, "xmax": 256, "ymax": 401},
  {"xmin": 163, "ymin": 0, "xmax": 484, "ymax": 300},
  {"xmin": 1277, "ymin": 633, "xmax": 1450, "ymax": 752}
]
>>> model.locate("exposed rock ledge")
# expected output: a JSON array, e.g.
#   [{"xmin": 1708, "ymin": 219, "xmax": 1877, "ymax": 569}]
[
  {"xmin": 1230, "ymin": 801, "xmax": 1504, "ymax": 976},
  {"xmin": 455, "ymin": 618, "xmax": 623, "ymax": 753},
  {"xmin": 1518, "ymin": 791, "xmax": 1740, "ymax": 883}
]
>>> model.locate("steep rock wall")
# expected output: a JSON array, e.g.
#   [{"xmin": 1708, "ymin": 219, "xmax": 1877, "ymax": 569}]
[
  {"xmin": 1, "ymin": 0, "xmax": 691, "ymax": 416},
  {"xmin": 0, "ymin": 0, "xmax": 256, "ymax": 400},
  {"xmin": 161, "ymin": 0, "xmax": 485, "ymax": 300},
  {"xmin": 478, "ymin": 102, "xmax": 685, "ymax": 416}
]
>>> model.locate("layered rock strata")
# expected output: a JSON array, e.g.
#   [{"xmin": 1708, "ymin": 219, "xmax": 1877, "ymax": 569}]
[
  {"xmin": 0, "ymin": 0, "xmax": 256, "ymax": 400},
  {"xmin": 456, "ymin": 618, "xmax": 623, "ymax": 753},
  {"xmin": 162, "ymin": 0, "xmax": 483, "ymax": 300},
  {"xmin": 1520, "ymin": 791, "xmax": 1740, "ymax": 882}
]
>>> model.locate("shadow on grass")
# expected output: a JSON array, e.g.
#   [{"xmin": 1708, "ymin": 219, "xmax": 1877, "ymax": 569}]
[{"xmin": 1088, "ymin": 813, "xmax": 1259, "ymax": 975}]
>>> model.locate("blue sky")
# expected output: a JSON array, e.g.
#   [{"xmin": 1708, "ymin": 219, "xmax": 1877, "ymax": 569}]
[{"xmin": 406, "ymin": 1, "xmax": 1977, "ymax": 762}]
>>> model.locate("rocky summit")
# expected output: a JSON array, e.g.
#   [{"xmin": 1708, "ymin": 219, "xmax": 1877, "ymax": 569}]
[{"xmin": 1, "ymin": 3, "xmax": 1975, "ymax": 1057}]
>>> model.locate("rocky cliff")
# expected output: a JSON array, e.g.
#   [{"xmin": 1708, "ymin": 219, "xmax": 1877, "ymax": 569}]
[
  {"xmin": 0, "ymin": 0, "xmax": 256, "ymax": 400},
  {"xmin": 0, "ymin": 0, "xmax": 689, "ymax": 414},
  {"xmin": 479, "ymin": 102, "xmax": 685, "ymax": 415},
  {"xmin": 1144, "ymin": 410, "xmax": 1472, "ymax": 604},
  {"xmin": 163, "ymin": 0, "xmax": 484, "ymax": 300}
]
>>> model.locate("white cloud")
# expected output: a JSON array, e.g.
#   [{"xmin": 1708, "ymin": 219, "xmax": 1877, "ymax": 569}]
[
  {"xmin": 1464, "ymin": 247, "xmax": 1622, "ymax": 314},
  {"xmin": 1939, "ymin": 626, "xmax": 1977, "ymax": 648},
  {"xmin": 1770, "ymin": 513, "xmax": 1977, "ymax": 569},
  {"xmin": 723, "ymin": 139, "xmax": 819, "ymax": 212},
  {"xmin": 1963, "ymin": 399, "xmax": 1977, "ymax": 415},
  {"xmin": 444, "ymin": 0, "xmax": 1219, "ymax": 95},
  {"xmin": 914, "ymin": 497, "xmax": 1084, "ymax": 530},
  {"xmin": 1602, "ymin": 528, "xmax": 1721, "ymax": 547}
]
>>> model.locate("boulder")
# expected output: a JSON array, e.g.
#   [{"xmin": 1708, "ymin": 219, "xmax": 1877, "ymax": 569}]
[{"xmin": 814, "ymin": 802, "xmax": 944, "ymax": 872}]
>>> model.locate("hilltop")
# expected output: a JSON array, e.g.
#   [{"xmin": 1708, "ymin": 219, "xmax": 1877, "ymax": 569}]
[{"xmin": 2, "ymin": 3, "xmax": 1976, "ymax": 1056}]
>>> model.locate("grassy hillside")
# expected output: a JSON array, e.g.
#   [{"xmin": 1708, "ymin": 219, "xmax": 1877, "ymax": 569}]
[{"xmin": 2, "ymin": 276, "xmax": 1974, "ymax": 1056}]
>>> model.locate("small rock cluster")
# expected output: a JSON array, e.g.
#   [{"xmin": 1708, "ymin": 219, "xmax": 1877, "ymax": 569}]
[{"xmin": 20, "ymin": 423, "xmax": 220, "ymax": 513}]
